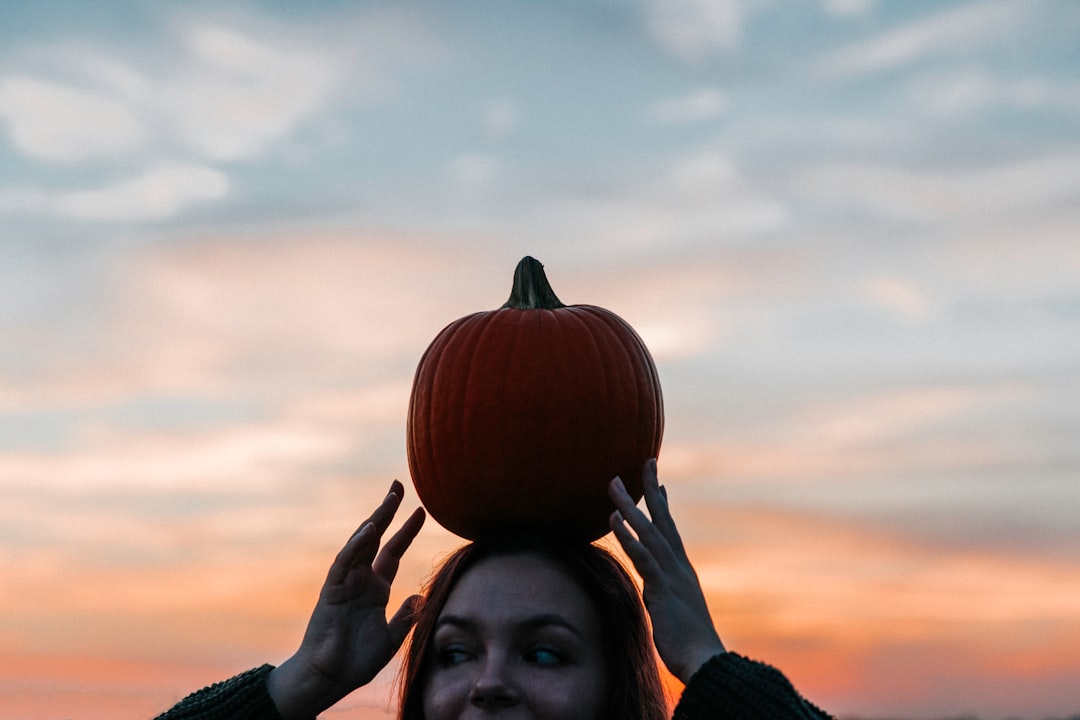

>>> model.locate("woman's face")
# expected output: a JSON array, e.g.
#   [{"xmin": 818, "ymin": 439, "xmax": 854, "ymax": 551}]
[{"xmin": 421, "ymin": 553, "xmax": 608, "ymax": 720}]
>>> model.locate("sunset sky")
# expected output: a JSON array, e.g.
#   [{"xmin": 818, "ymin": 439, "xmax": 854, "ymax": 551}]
[{"xmin": 2, "ymin": 1, "xmax": 1079, "ymax": 718}]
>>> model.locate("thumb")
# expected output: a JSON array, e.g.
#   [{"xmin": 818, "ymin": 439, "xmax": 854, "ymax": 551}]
[{"xmin": 386, "ymin": 594, "xmax": 424, "ymax": 647}]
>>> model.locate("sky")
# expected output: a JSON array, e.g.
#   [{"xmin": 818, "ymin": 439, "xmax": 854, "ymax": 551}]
[{"xmin": 1, "ymin": 0, "xmax": 1079, "ymax": 718}]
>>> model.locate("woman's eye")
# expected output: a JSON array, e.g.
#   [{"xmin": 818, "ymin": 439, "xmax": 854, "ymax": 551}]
[
  {"xmin": 437, "ymin": 646, "xmax": 473, "ymax": 666},
  {"xmin": 525, "ymin": 646, "xmax": 564, "ymax": 667}
]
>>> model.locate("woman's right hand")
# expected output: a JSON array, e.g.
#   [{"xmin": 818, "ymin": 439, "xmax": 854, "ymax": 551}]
[
  {"xmin": 608, "ymin": 459, "xmax": 726, "ymax": 685},
  {"xmin": 266, "ymin": 480, "xmax": 426, "ymax": 720}
]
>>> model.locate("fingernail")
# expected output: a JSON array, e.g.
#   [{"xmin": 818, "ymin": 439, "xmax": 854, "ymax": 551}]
[
  {"xmin": 612, "ymin": 476, "xmax": 626, "ymax": 493},
  {"xmin": 351, "ymin": 522, "xmax": 375, "ymax": 543}
]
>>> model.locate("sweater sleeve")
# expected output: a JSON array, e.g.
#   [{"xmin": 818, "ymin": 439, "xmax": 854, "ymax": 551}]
[
  {"xmin": 672, "ymin": 652, "xmax": 833, "ymax": 720},
  {"xmin": 153, "ymin": 664, "xmax": 285, "ymax": 720}
]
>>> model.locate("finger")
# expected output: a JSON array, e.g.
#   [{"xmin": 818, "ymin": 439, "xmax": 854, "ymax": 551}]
[
  {"xmin": 609, "ymin": 510, "xmax": 663, "ymax": 585},
  {"xmin": 639, "ymin": 459, "xmax": 671, "ymax": 530},
  {"xmin": 326, "ymin": 522, "xmax": 376, "ymax": 586},
  {"xmin": 373, "ymin": 506, "xmax": 426, "ymax": 583},
  {"xmin": 640, "ymin": 459, "xmax": 690, "ymax": 564},
  {"xmin": 354, "ymin": 482, "xmax": 407, "ymax": 566},
  {"xmin": 609, "ymin": 476, "xmax": 680, "ymax": 569},
  {"xmin": 328, "ymin": 481, "xmax": 406, "ymax": 583},
  {"xmin": 344, "ymin": 481, "xmax": 404, "ymax": 545}
]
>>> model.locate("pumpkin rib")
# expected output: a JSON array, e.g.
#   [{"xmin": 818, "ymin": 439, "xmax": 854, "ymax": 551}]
[
  {"xmin": 635, "ymin": 320, "xmax": 665, "ymax": 455},
  {"xmin": 456, "ymin": 310, "xmax": 513, "ymax": 532},
  {"xmin": 627, "ymin": 311, "xmax": 664, "ymax": 455},
  {"xmin": 428, "ymin": 320, "xmax": 463, "ymax": 511},
  {"xmin": 594, "ymin": 307, "xmax": 664, "ymax": 459},
  {"xmin": 579, "ymin": 306, "xmax": 633, "ymax": 509},
  {"xmin": 588, "ymin": 306, "xmax": 654, "ymax": 498},
  {"xmin": 415, "ymin": 312, "xmax": 487, "ymax": 527},
  {"xmin": 563, "ymin": 305, "xmax": 620, "ymax": 464},
  {"xmin": 600, "ymin": 310, "xmax": 656, "ymax": 444},
  {"xmin": 459, "ymin": 310, "xmax": 505, "ymax": 463},
  {"xmin": 478, "ymin": 308, "xmax": 532, "ymax": 523},
  {"xmin": 408, "ymin": 326, "xmax": 440, "ymax": 515},
  {"xmin": 406, "ymin": 324, "xmax": 441, "ymax": 489},
  {"xmin": 531, "ymin": 306, "xmax": 600, "ymax": 533}
]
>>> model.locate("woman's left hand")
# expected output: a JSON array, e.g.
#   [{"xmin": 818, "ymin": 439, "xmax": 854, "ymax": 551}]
[
  {"xmin": 266, "ymin": 480, "xmax": 425, "ymax": 719},
  {"xmin": 608, "ymin": 459, "xmax": 726, "ymax": 684}
]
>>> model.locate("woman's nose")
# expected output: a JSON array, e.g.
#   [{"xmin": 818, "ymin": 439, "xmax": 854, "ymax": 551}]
[{"xmin": 469, "ymin": 657, "xmax": 519, "ymax": 709}]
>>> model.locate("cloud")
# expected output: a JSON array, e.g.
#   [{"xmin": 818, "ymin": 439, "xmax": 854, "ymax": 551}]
[
  {"xmin": 0, "ymin": 7, "xmax": 443, "ymax": 224},
  {"xmin": 791, "ymin": 386, "xmax": 982, "ymax": 452},
  {"xmin": 860, "ymin": 276, "xmax": 932, "ymax": 323},
  {"xmin": 481, "ymin": 98, "xmax": 520, "ymax": 139},
  {"xmin": 814, "ymin": 0, "xmax": 1025, "ymax": 77},
  {"xmin": 162, "ymin": 24, "xmax": 337, "ymax": 162},
  {"xmin": 659, "ymin": 380, "xmax": 1042, "ymax": 492},
  {"xmin": 794, "ymin": 151, "xmax": 1080, "ymax": 223},
  {"xmin": 547, "ymin": 145, "xmax": 786, "ymax": 260},
  {"xmin": 646, "ymin": 87, "xmax": 729, "ymax": 124},
  {"xmin": 0, "ymin": 233, "xmax": 503, "ymax": 413},
  {"xmin": 0, "ymin": 76, "xmax": 147, "ymax": 163},
  {"xmin": 822, "ymin": 0, "xmax": 876, "ymax": 16},
  {"xmin": 52, "ymin": 164, "xmax": 228, "ymax": 221},
  {"xmin": 0, "ymin": 14, "xmax": 352, "ymax": 222},
  {"xmin": 682, "ymin": 503, "xmax": 1080, "ymax": 716},
  {"xmin": 0, "ymin": 163, "xmax": 228, "ymax": 221},
  {"xmin": 688, "ymin": 505, "xmax": 1080, "ymax": 632},
  {"xmin": 0, "ymin": 417, "xmax": 353, "ymax": 493},
  {"xmin": 644, "ymin": 0, "xmax": 744, "ymax": 60},
  {"xmin": 449, "ymin": 154, "xmax": 501, "ymax": 186},
  {"xmin": 908, "ymin": 69, "xmax": 1080, "ymax": 116},
  {"xmin": 0, "ymin": 22, "xmax": 338, "ymax": 166}
]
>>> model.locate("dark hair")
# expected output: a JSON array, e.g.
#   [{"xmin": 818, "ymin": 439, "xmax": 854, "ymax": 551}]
[{"xmin": 397, "ymin": 533, "xmax": 667, "ymax": 720}]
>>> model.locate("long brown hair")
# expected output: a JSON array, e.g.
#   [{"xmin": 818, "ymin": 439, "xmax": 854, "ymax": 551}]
[{"xmin": 397, "ymin": 533, "xmax": 667, "ymax": 720}]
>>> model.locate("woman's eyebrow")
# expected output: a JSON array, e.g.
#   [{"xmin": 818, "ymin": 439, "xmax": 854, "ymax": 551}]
[
  {"xmin": 434, "ymin": 614, "xmax": 479, "ymax": 632},
  {"xmin": 517, "ymin": 613, "xmax": 587, "ymax": 641},
  {"xmin": 434, "ymin": 613, "xmax": 587, "ymax": 641}
]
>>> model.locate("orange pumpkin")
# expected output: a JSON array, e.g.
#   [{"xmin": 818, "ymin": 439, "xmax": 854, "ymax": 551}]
[{"xmin": 406, "ymin": 256, "xmax": 664, "ymax": 540}]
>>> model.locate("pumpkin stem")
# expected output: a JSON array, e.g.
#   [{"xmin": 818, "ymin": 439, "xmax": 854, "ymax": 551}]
[{"xmin": 501, "ymin": 256, "xmax": 566, "ymax": 310}]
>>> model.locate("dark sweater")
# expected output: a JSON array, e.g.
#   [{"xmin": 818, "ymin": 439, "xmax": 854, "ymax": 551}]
[
  {"xmin": 154, "ymin": 652, "xmax": 832, "ymax": 719},
  {"xmin": 154, "ymin": 665, "xmax": 283, "ymax": 720},
  {"xmin": 673, "ymin": 653, "xmax": 833, "ymax": 719}
]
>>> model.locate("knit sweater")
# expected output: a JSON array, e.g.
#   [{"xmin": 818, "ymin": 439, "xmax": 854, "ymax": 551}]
[
  {"xmin": 672, "ymin": 652, "xmax": 833, "ymax": 719},
  {"xmin": 154, "ymin": 665, "xmax": 283, "ymax": 720},
  {"xmin": 154, "ymin": 652, "xmax": 832, "ymax": 720}
]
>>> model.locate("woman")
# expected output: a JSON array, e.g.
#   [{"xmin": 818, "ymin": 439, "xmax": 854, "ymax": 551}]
[
  {"xmin": 398, "ymin": 532, "xmax": 666, "ymax": 719},
  {"xmin": 154, "ymin": 461, "xmax": 832, "ymax": 719}
]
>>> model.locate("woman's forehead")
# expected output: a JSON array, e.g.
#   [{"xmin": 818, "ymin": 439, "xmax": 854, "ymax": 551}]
[{"xmin": 437, "ymin": 553, "xmax": 599, "ymax": 627}]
